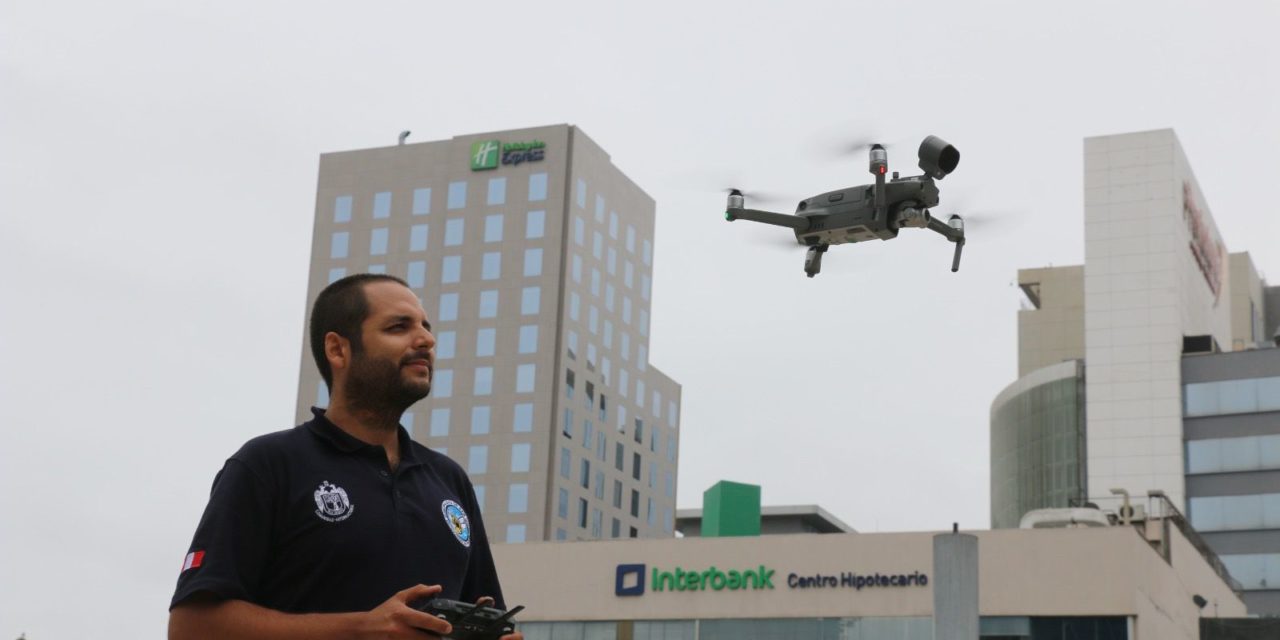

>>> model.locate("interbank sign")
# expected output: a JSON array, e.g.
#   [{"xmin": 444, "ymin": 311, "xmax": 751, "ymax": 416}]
[
  {"xmin": 614, "ymin": 563, "xmax": 928, "ymax": 597},
  {"xmin": 470, "ymin": 139, "xmax": 546, "ymax": 170}
]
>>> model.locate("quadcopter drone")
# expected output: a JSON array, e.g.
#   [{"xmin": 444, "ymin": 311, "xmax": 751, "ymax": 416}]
[{"xmin": 725, "ymin": 135, "xmax": 966, "ymax": 278}]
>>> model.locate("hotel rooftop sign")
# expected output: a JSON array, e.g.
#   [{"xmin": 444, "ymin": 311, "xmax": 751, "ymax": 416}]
[{"xmin": 470, "ymin": 139, "xmax": 546, "ymax": 170}]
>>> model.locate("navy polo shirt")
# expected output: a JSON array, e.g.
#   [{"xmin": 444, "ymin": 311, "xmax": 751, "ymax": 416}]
[{"xmin": 171, "ymin": 408, "xmax": 505, "ymax": 613}]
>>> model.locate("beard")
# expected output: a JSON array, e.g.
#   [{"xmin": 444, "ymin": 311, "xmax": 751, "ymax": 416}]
[{"xmin": 343, "ymin": 348, "xmax": 431, "ymax": 421}]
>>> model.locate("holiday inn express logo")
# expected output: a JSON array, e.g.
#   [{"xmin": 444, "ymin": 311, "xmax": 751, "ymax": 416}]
[
  {"xmin": 470, "ymin": 140, "xmax": 500, "ymax": 170},
  {"xmin": 470, "ymin": 139, "xmax": 547, "ymax": 170}
]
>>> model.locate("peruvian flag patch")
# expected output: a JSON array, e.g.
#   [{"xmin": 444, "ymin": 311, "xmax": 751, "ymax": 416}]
[{"xmin": 181, "ymin": 550, "xmax": 205, "ymax": 572}]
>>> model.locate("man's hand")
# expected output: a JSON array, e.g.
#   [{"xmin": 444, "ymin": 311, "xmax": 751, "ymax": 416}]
[{"xmin": 364, "ymin": 584, "xmax": 454, "ymax": 638}]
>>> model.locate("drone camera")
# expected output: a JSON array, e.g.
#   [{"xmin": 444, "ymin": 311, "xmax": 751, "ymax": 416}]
[{"xmin": 917, "ymin": 136, "xmax": 960, "ymax": 180}]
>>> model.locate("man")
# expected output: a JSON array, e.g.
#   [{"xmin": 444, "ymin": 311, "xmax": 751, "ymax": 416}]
[{"xmin": 169, "ymin": 274, "xmax": 522, "ymax": 639}]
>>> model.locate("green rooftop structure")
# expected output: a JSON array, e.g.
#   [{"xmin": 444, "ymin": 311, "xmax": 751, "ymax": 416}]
[{"xmin": 701, "ymin": 480, "xmax": 761, "ymax": 537}]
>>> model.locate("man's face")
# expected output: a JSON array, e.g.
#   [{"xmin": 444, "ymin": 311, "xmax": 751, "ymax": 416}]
[{"xmin": 342, "ymin": 281, "xmax": 436, "ymax": 413}]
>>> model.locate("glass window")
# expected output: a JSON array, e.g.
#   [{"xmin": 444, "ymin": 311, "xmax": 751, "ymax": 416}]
[
  {"xmin": 1258, "ymin": 376, "xmax": 1280, "ymax": 411},
  {"xmin": 626, "ymin": 225, "xmax": 636, "ymax": 252},
  {"xmin": 592, "ymin": 508, "xmax": 603, "ymax": 538},
  {"xmin": 589, "ymin": 305, "xmax": 599, "ymax": 334},
  {"xmin": 576, "ymin": 179, "xmax": 587, "ymax": 208},
  {"xmin": 619, "ymin": 369, "xmax": 629, "ymax": 397},
  {"xmin": 563, "ymin": 408, "xmax": 574, "ymax": 437},
  {"xmin": 591, "ymin": 269, "xmax": 601, "ymax": 297},
  {"xmin": 334, "ymin": 195, "xmax": 352, "ymax": 223},
  {"xmin": 592, "ymin": 231, "xmax": 603, "ymax": 259},
  {"xmin": 1219, "ymin": 379, "xmax": 1259, "ymax": 414},
  {"xmin": 623, "ymin": 297, "xmax": 632, "ymax": 324},
  {"xmin": 569, "ymin": 293, "xmax": 581, "ymax": 321},
  {"xmin": 612, "ymin": 519, "xmax": 621, "ymax": 539},
  {"xmin": 528, "ymin": 173, "xmax": 547, "ymax": 201},
  {"xmin": 572, "ymin": 254, "xmax": 583, "ymax": 283},
  {"xmin": 474, "ymin": 367, "xmax": 493, "ymax": 396},
  {"xmin": 596, "ymin": 196, "xmax": 606, "ymax": 222},
  {"xmin": 367, "ymin": 264, "xmax": 386, "ymax": 274},
  {"xmin": 399, "ymin": 412, "xmax": 414, "ymax": 435},
  {"xmin": 632, "ymin": 452, "xmax": 642, "ymax": 480},
  {"xmin": 471, "ymin": 406, "xmax": 491, "ymax": 435},
  {"xmin": 433, "ymin": 370, "xmax": 453, "ymax": 398},
  {"xmin": 406, "ymin": 261, "xmax": 426, "ymax": 288},
  {"xmin": 613, "ymin": 480, "xmax": 623, "ymax": 509},
  {"xmin": 438, "ymin": 293, "xmax": 459, "ymax": 322},
  {"xmin": 316, "ymin": 380, "xmax": 329, "ymax": 408},
  {"xmin": 447, "ymin": 181, "xmax": 467, "ymax": 209},
  {"xmin": 330, "ymin": 232, "xmax": 349, "ymax": 259},
  {"xmin": 603, "ymin": 321, "xmax": 614, "ymax": 349},
  {"xmin": 476, "ymin": 328, "xmax": 496, "ymax": 357},
  {"xmin": 526, "ymin": 210, "xmax": 545, "ymax": 239},
  {"xmin": 508, "ymin": 484, "xmax": 528, "ymax": 513},
  {"xmin": 1221, "ymin": 437, "xmax": 1262, "ymax": 472},
  {"xmin": 368, "ymin": 226, "xmax": 386, "ymax": 253},
  {"xmin": 519, "ymin": 325, "xmax": 538, "ymax": 354},
  {"xmin": 513, "ymin": 403, "xmax": 533, "ymax": 433},
  {"xmin": 484, "ymin": 214, "xmax": 503, "ymax": 242},
  {"xmin": 615, "ymin": 443, "xmax": 624, "ymax": 470},
  {"xmin": 605, "ymin": 285, "xmax": 615, "ymax": 312},
  {"xmin": 521, "ymin": 287, "xmax": 540, "ymax": 315},
  {"xmin": 516, "ymin": 364, "xmax": 536, "ymax": 393},
  {"xmin": 620, "ymin": 332, "xmax": 629, "ymax": 360},
  {"xmin": 630, "ymin": 489, "xmax": 639, "ymax": 517},
  {"xmin": 642, "ymin": 239, "xmax": 652, "ymax": 265},
  {"xmin": 574, "ymin": 217, "xmax": 585, "ymax": 246},
  {"xmin": 578, "ymin": 497, "xmax": 588, "ymax": 528},
  {"xmin": 556, "ymin": 528, "xmax": 567, "ymax": 541},
  {"xmin": 441, "ymin": 256, "xmax": 461, "ymax": 284},
  {"xmin": 482, "ymin": 252, "xmax": 501, "ymax": 280},
  {"xmin": 468, "ymin": 446, "xmax": 487, "ymax": 474},
  {"xmin": 412, "ymin": 188, "xmax": 431, "ymax": 215},
  {"xmin": 436, "ymin": 331, "xmax": 456, "ymax": 359},
  {"xmin": 524, "ymin": 248, "xmax": 543, "ymax": 277},
  {"xmin": 487, "ymin": 177, "xmax": 506, "ymax": 206},
  {"xmin": 640, "ymin": 310, "xmax": 650, "ymax": 337},
  {"xmin": 479, "ymin": 290, "xmax": 498, "ymax": 318},
  {"xmin": 506, "ymin": 524, "xmax": 525, "ymax": 544},
  {"xmin": 430, "ymin": 408, "xmax": 450, "ymax": 437},
  {"xmin": 567, "ymin": 330, "xmax": 579, "ymax": 359},
  {"xmin": 408, "ymin": 224, "xmax": 428, "ymax": 252},
  {"xmin": 637, "ymin": 345, "xmax": 648, "ymax": 371},
  {"xmin": 560, "ymin": 447, "xmax": 571, "ymax": 478},
  {"xmin": 373, "ymin": 192, "xmax": 391, "ymax": 219},
  {"xmin": 608, "ymin": 211, "xmax": 618, "ymax": 238},
  {"xmin": 558, "ymin": 487, "xmax": 569, "ymax": 518},
  {"xmin": 580, "ymin": 459, "xmax": 590, "ymax": 488},
  {"xmin": 444, "ymin": 219, "xmax": 465, "ymax": 246},
  {"xmin": 327, "ymin": 267, "xmax": 346, "ymax": 284},
  {"xmin": 472, "ymin": 485, "xmax": 483, "ymax": 510},
  {"xmin": 511, "ymin": 443, "xmax": 531, "ymax": 473}
]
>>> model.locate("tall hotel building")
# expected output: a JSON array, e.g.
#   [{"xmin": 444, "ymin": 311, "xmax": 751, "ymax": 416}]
[
  {"xmin": 991, "ymin": 129, "xmax": 1280, "ymax": 613},
  {"xmin": 294, "ymin": 125, "xmax": 682, "ymax": 545}
]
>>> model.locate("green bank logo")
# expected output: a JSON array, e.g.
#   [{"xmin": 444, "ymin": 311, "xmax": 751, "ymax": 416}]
[
  {"xmin": 470, "ymin": 140, "xmax": 500, "ymax": 170},
  {"xmin": 615, "ymin": 563, "xmax": 775, "ymax": 596}
]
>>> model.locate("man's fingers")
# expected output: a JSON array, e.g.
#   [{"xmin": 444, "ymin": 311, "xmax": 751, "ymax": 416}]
[
  {"xmin": 400, "ymin": 608, "xmax": 453, "ymax": 635},
  {"xmin": 396, "ymin": 583, "xmax": 443, "ymax": 603},
  {"xmin": 474, "ymin": 596, "xmax": 495, "ymax": 607}
]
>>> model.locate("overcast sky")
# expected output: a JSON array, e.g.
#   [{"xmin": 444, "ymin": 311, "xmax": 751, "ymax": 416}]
[{"xmin": 2, "ymin": 1, "xmax": 1278, "ymax": 637}]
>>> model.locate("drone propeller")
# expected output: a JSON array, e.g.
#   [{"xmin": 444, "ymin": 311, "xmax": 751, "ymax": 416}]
[{"xmin": 724, "ymin": 187, "xmax": 794, "ymax": 207}]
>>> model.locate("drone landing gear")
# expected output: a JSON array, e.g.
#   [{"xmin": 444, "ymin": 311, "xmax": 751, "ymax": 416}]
[{"xmin": 804, "ymin": 244, "xmax": 829, "ymax": 278}]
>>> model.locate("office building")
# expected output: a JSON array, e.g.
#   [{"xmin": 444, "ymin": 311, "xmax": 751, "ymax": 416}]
[
  {"xmin": 295, "ymin": 125, "xmax": 682, "ymax": 543},
  {"xmin": 991, "ymin": 128, "xmax": 1280, "ymax": 613}
]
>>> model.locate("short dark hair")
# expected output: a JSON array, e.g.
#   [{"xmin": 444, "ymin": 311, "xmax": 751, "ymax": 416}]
[{"xmin": 309, "ymin": 273, "xmax": 410, "ymax": 389}]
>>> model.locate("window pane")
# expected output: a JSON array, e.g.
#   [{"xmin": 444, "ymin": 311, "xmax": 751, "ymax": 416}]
[
  {"xmin": 438, "ymin": 293, "xmax": 459, "ymax": 322},
  {"xmin": 526, "ymin": 210, "xmax": 545, "ymax": 239},
  {"xmin": 1221, "ymin": 437, "xmax": 1261, "ymax": 472},
  {"xmin": 511, "ymin": 443, "xmax": 531, "ymax": 472},
  {"xmin": 513, "ymin": 403, "xmax": 533, "ymax": 433},
  {"xmin": 407, "ymin": 261, "xmax": 426, "ymax": 288},
  {"xmin": 521, "ymin": 287, "xmax": 540, "ymax": 315},
  {"xmin": 574, "ymin": 217, "xmax": 585, "ymax": 245},
  {"xmin": 479, "ymin": 290, "xmax": 498, "ymax": 318},
  {"xmin": 410, "ymin": 224, "xmax": 429, "ymax": 251},
  {"xmin": 1258, "ymin": 376, "xmax": 1280, "ymax": 411},
  {"xmin": 445, "ymin": 219, "xmax": 465, "ymax": 246},
  {"xmin": 519, "ymin": 325, "xmax": 538, "ymax": 354},
  {"xmin": 506, "ymin": 524, "xmax": 525, "ymax": 544},
  {"xmin": 474, "ymin": 367, "xmax": 493, "ymax": 396},
  {"xmin": 508, "ymin": 484, "xmax": 529, "ymax": 513},
  {"xmin": 441, "ymin": 256, "xmax": 461, "ymax": 283},
  {"xmin": 330, "ymin": 232, "xmax": 349, "ymax": 259},
  {"xmin": 476, "ymin": 328, "xmax": 496, "ymax": 357},
  {"xmin": 334, "ymin": 195, "xmax": 353, "ymax": 223},
  {"xmin": 412, "ymin": 188, "xmax": 431, "ymax": 215},
  {"xmin": 558, "ymin": 487, "xmax": 569, "ymax": 518},
  {"xmin": 468, "ymin": 446, "xmax": 487, "ymax": 474},
  {"xmin": 488, "ymin": 177, "xmax": 506, "ymax": 206},
  {"xmin": 328, "ymin": 268, "xmax": 346, "ymax": 284},
  {"xmin": 430, "ymin": 408, "xmax": 450, "ymax": 436},
  {"xmin": 316, "ymin": 380, "xmax": 329, "ymax": 408},
  {"xmin": 448, "ymin": 181, "xmax": 467, "ymax": 209},
  {"xmin": 482, "ymin": 252, "xmax": 501, "ymax": 280},
  {"xmin": 576, "ymin": 179, "xmax": 587, "ymax": 208},
  {"xmin": 528, "ymin": 173, "xmax": 547, "ymax": 201},
  {"xmin": 643, "ymin": 239, "xmax": 652, "ymax": 265},
  {"xmin": 433, "ymin": 370, "xmax": 453, "ymax": 398},
  {"xmin": 436, "ymin": 331, "xmax": 456, "ymax": 359},
  {"xmin": 484, "ymin": 214, "xmax": 503, "ymax": 242},
  {"xmin": 626, "ymin": 225, "xmax": 636, "ymax": 252},
  {"xmin": 373, "ymin": 192, "xmax": 391, "ymax": 219},
  {"xmin": 608, "ymin": 211, "xmax": 618, "ymax": 238},
  {"xmin": 399, "ymin": 412, "xmax": 414, "ymax": 435},
  {"xmin": 367, "ymin": 264, "xmax": 386, "ymax": 274},
  {"xmin": 592, "ymin": 231, "xmax": 603, "ymax": 259},
  {"xmin": 517, "ymin": 364, "xmax": 536, "ymax": 393},
  {"xmin": 471, "ymin": 406, "xmax": 491, "ymax": 435},
  {"xmin": 524, "ymin": 248, "xmax": 543, "ymax": 277},
  {"xmin": 1219, "ymin": 379, "xmax": 1258, "ymax": 414}
]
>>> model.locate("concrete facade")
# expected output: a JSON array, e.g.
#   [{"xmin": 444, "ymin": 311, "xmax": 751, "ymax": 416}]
[
  {"xmin": 296, "ymin": 125, "xmax": 681, "ymax": 543},
  {"xmin": 492, "ymin": 525, "xmax": 1245, "ymax": 639}
]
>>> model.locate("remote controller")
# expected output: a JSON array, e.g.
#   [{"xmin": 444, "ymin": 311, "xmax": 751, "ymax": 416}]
[{"xmin": 411, "ymin": 598, "xmax": 524, "ymax": 640}]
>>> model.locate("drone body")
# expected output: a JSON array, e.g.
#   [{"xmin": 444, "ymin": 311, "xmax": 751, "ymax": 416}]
[{"xmin": 725, "ymin": 136, "xmax": 966, "ymax": 277}]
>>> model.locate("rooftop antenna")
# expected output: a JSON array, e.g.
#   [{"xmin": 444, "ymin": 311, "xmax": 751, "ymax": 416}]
[{"xmin": 398, "ymin": 130, "xmax": 411, "ymax": 146}]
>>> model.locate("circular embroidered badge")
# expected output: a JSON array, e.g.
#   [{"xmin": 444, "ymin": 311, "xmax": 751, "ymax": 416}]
[{"xmin": 441, "ymin": 500, "xmax": 471, "ymax": 547}]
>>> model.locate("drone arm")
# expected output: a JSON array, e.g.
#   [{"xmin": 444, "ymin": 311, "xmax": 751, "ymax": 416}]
[
  {"xmin": 925, "ymin": 215, "xmax": 965, "ymax": 272},
  {"xmin": 726, "ymin": 207, "xmax": 809, "ymax": 231}
]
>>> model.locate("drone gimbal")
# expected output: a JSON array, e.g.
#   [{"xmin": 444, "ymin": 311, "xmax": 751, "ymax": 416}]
[{"xmin": 725, "ymin": 136, "xmax": 966, "ymax": 278}]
